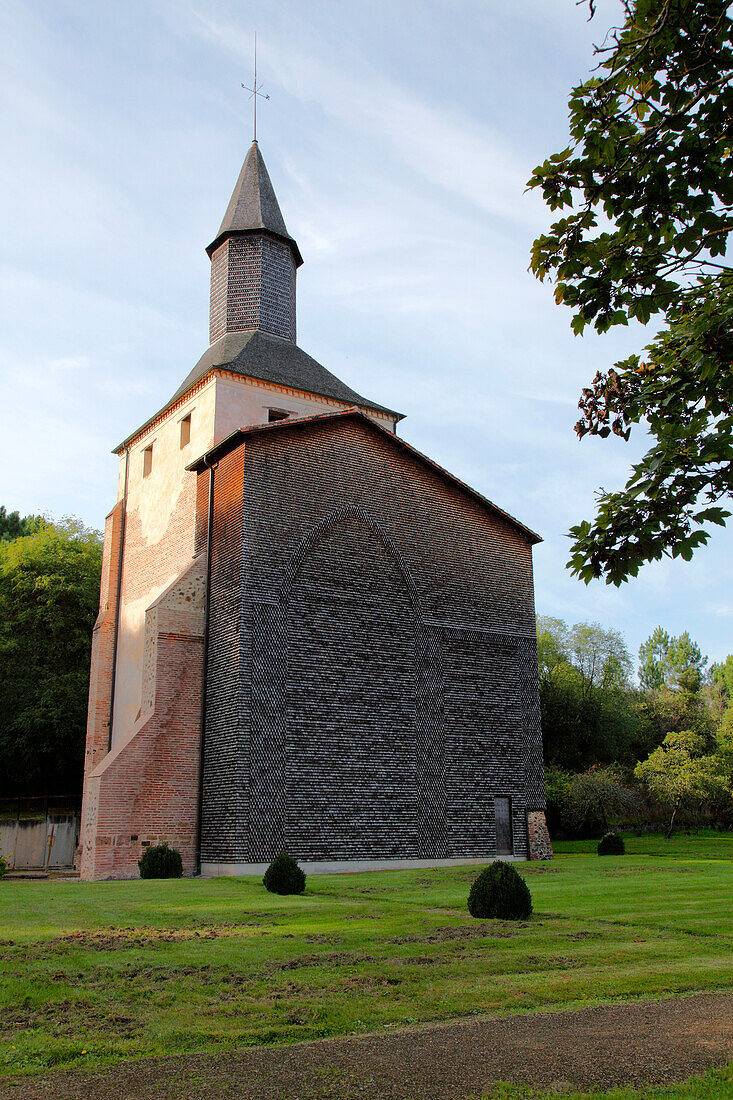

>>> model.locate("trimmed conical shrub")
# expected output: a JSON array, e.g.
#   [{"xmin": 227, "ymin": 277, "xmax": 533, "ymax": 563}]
[
  {"xmin": 263, "ymin": 851, "xmax": 306, "ymax": 895},
  {"xmin": 597, "ymin": 832, "xmax": 625, "ymax": 856},
  {"xmin": 138, "ymin": 842, "xmax": 183, "ymax": 879},
  {"xmin": 468, "ymin": 861, "xmax": 532, "ymax": 920}
]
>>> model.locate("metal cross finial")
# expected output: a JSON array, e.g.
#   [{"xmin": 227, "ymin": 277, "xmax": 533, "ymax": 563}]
[{"xmin": 241, "ymin": 33, "xmax": 269, "ymax": 142}]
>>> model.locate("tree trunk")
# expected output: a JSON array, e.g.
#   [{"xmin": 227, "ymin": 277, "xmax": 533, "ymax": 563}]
[{"xmin": 666, "ymin": 797, "xmax": 682, "ymax": 840}]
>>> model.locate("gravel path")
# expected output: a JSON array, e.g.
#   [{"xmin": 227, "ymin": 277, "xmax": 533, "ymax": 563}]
[{"xmin": 1, "ymin": 992, "xmax": 731, "ymax": 1099}]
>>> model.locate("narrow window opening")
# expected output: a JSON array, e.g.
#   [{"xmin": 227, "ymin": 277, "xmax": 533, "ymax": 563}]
[
  {"xmin": 268, "ymin": 408, "xmax": 290, "ymax": 423},
  {"xmin": 142, "ymin": 444, "xmax": 153, "ymax": 478},
  {"xmin": 180, "ymin": 413, "xmax": 192, "ymax": 448},
  {"xmin": 494, "ymin": 796, "xmax": 513, "ymax": 855}
]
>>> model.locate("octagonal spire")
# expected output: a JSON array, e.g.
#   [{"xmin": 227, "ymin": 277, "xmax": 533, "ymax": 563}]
[{"xmin": 206, "ymin": 140, "xmax": 302, "ymax": 266}]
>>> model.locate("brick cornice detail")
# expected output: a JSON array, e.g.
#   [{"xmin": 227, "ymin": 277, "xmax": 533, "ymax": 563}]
[{"xmin": 118, "ymin": 370, "xmax": 395, "ymax": 453}]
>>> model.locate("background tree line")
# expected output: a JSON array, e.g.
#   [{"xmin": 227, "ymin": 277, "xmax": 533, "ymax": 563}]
[
  {"xmin": 0, "ymin": 508, "xmax": 102, "ymax": 800},
  {"xmin": 539, "ymin": 614, "xmax": 733, "ymax": 838},
  {"xmin": 1, "ymin": 502, "xmax": 731, "ymax": 839}
]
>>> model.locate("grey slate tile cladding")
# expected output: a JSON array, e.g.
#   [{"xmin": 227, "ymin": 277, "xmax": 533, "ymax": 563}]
[
  {"xmin": 171, "ymin": 329, "xmax": 401, "ymax": 420},
  {"xmin": 200, "ymin": 417, "xmax": 544, "ymax": 865},
  {"xmin": 209, "ymin": 236, "xmax": 296, "ymax": 345}
]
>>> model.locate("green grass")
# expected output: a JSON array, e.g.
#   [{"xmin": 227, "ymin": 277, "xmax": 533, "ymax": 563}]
[
  {"xmin": 481, "ymin": 1065, "xmax": 733, "ymax": 1098},
  {"xmin": 1, "ymin": 831, "xmax": 732, "ymax": 1084}
]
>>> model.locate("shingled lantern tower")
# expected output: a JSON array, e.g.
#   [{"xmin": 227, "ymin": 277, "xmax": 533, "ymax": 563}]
[
  {"xmin": 207, "ymin": 140, "xmax": 302, "ymax": 345},
  {"xmin": 79, "ymin": 138, "xmax": 551, "ymax": 880}
]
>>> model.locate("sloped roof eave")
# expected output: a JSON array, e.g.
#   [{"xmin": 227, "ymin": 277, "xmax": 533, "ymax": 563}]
[{"xmin": 186, "ymin": 407, "xmax": 542, "ymax": 546}]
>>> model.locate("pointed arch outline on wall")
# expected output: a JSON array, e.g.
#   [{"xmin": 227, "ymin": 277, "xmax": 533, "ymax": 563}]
[
  {"xmin": 278, "ymin": 502, "xmax": 423, "ymax": 615},
  {"xmin": 247, "ymin": 501, "xmax": 448, "ymax": 862}
]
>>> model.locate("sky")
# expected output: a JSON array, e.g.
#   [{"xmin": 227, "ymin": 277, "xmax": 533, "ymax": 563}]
[{"xmin": 1, "ymin": 0, "xmax": 731, "ymax": 669}]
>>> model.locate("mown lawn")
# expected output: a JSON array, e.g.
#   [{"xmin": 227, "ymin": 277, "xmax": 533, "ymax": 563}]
[
  {"xmin": 482, "ymin": 1067, "xmax": 733, "ymax": 1100},
  {"xmin": 1, "ymin": 831, "xmax": 732, "ymax": 1081}
]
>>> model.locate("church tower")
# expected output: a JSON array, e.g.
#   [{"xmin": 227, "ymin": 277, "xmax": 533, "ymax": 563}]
[
  {"xmin": 79, "ymin": 142, "xmax": 401, "ymax": 880},
  {"xmin": 79, "ymin": 136, "xmax": 550, "ymax": 881},
  {"xmin": 207, "ymin": 140, "xmax": 301, "ymax": 345}
]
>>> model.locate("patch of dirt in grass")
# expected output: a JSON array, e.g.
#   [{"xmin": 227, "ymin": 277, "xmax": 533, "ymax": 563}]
[
  {"xmin": 600, "ymin": 866, "xmax": 699, "ymax": 877},
  {"xmin": 273, "ymin": 952, "xmax": 377, "ymax": 973},
  {"xmin": 520, "ymin": 955, "xmax": 582, "ymax": 970},
  {"xmin": 268, "ymin": 981, "xmax": 314, "ymax": 1000},
  {"xmin": 0, "ymin": 1000, "xmax": 138, "ymax": 1038},
  {"xmin": 390, "ymin": 923, "xmax": 528, "ymax": 945},
  {"xmin": 350, "ymin": 887, "xmax": 399, "ymax": 895},
  {"xmin": 559, "ymin": 930, "xmax": 604, "ymax": 941},
  {"xmin": 342, "ymin": 975, "xmax": 401, "ymax": 990},
  {"xmin": 0, "ymin": 930, "xmax": 196, "ymax": 959},
  {"xmin": 0, "ymin": 925, "xmax": 271, "ymax": 961}
]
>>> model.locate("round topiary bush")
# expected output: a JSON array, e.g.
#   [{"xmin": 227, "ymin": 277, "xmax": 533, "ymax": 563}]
[
  {"xmin": 138, "ymin": 842, "xmax": 183, "ymax": 879},
  {"xmin": 467, "ymin": 861, "xmax": 532, "ymax": 920},
  {"xmin": 597, "ymin": 832, "xmax": 625, "ymax": 856},
  {"xmin": 263, "ymin": 851, "xmax": 306, "ymax": 895}
]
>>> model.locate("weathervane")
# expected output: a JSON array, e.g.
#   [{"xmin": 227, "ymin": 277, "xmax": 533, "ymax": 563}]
[{"xmin": 241, "ymin": 33, "xmax": 269, "ymax": 142}]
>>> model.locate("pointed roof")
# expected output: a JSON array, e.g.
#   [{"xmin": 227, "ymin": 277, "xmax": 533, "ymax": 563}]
[
  {"xmin": 206, "ymin": 141, "xmax": 303, "ymax": 265},
  {"xmin": 112, "ymin": 330, "xmax": 403, "ymax": 452},
  {"xmin": 171, "ymin": 329, "xmax": 402, "ymax": 417}
]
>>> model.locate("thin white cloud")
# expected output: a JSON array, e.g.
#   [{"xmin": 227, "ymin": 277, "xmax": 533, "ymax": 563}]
[{"xmin": 189, "ymin": 10, "xmax": 546, "ymax": 228}]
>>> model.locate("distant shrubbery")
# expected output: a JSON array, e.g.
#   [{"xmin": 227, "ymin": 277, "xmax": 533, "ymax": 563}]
[
  {"xmin": 263, "ymin": 852, "xmax": 306, "ymax": 895},
  {"xmin": 540, "ymin": 618, "xmax": 733, "ymax": 841},
  {"xmin": 467, "ymin": 862, "xmax": 532, "ymax": 920},
  {"xmin": 597, "ymin": 832, "xmax": 625, "ymax": 856},
  {"xmin": 138, "ymin": 843, "xmax": 183, "ymax": 879}
]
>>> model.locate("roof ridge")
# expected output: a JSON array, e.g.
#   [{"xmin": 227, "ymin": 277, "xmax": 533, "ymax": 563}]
[{"xmin": 187, "ymin": 409, "xmax": 541, "ymax": 545}]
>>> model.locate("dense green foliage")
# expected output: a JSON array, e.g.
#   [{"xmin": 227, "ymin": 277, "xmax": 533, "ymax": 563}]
[
  {"xmin": 138, "ymin": 843, "xmax": 183, "ymax": 880},
  {"xmin": 540, "ymin": 617, "xmax": 733, "ymax": 837},
  {"xmin": 263, "ymin": 851, "xmax": 306, "ymax": 895},
  {"xmin": 597, "ymin": 831, "xmax": 626, "ymax": 855},
  {"xmin": 0, "ymin": 516, "xmax": 102, "ymax": 797},
  {"xmin": 467, "ymin": 861, "xmax": 533, "ymax": 920},
  {"xmin": 0, "ymin": 506, "xmax": 43, "ymax": 543},
  {"xmin": 537, "ymin": 616, "xmax": 639, "ymax": 769},
  {"xmin": 529, "ymin": 1, "xmax": 733, "ymax": 584},
  {"xmin": 635, "ymin": 729, "xmax": 729, "ymax": 837},
  {"xmin": 638, "ymin": 627, "xmax": 707, "ymax": 692}
]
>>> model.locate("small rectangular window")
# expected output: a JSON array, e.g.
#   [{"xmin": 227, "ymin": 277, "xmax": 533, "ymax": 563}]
[
  {"xmin": 180, "ymin": 413, "xmax": 192, "ymax": 448},
  {"xmin": 142, "ymin": 445, "xmax": 153, "ymax": 478},
  {"xmin": 268, "ymin": 408, "xmax": 290, "ymax": 423},
  {"xmin": 494, "ymin": 796, "xmax": 513, "ymax": 855}
]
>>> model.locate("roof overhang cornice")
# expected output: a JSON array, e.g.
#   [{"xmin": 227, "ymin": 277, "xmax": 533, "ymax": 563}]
[
  {"xmin": 205, "ymin": 226, "xmax": 303, "ymax": 267},
  {"xmin": 186, "ymin": 407, "xmax": 542, "ymax": 546}
]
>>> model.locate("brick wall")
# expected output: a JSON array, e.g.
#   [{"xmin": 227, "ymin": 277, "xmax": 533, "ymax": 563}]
[
  {"xmin": 200, "ymin": 417, "xmax": 549, "ymax": 866},
  {"xmin": 82, "ymin": 502, "xmax": 123, "ymax": 778},
  {"xmin": 79, "ymin": 558, "xmax": 206, "ymax": 879}
]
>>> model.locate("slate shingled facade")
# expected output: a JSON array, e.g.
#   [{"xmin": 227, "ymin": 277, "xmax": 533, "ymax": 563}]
[{"xmin": 194, "ymin": 412, "xmax": 549, "ymax": 870}]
